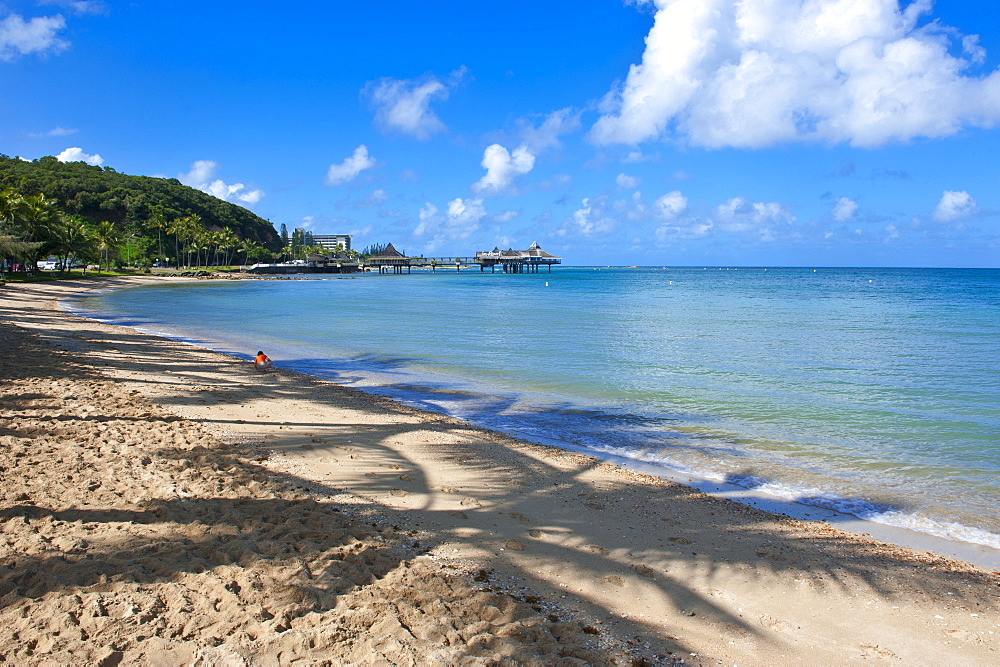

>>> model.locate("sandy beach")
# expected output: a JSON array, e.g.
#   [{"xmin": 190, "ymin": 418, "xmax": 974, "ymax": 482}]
[{"xmin": 1, "ymin": 276, "xmax": 998, "ymax": 664}]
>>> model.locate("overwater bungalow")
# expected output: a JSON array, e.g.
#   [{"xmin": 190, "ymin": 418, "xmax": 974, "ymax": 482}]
[
  {"xmin": 366, "ymin": 243, "xmax": 410, "ymax": 274},
  {"xmin": 475, "ymin": 242, "xmax": 561, "ymax": 273}
]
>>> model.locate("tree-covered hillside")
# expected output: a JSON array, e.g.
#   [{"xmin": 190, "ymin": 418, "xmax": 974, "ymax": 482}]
[{"xmin": 0, "ymin": 155, "xmax": 280, "ymax": 250}]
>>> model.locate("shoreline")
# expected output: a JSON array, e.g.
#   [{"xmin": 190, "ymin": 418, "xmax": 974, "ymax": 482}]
[
  {"xmin": 3, "ymin": 276, "xmax": 999, "ymax": 663},
  {"xmin": 64, "ymin": 274, "xmax": 1000, "ymax": 571}
]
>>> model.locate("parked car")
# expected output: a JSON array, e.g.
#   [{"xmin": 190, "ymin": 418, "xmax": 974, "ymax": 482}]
[{"xmin": 37, "ymin": 261, "xmax": 63, "ymax": 271}]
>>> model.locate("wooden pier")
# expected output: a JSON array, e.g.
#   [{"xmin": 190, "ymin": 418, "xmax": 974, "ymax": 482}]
[{"xmin": 367, "ymin": 242, "xmax": 561, "ymax": 274}]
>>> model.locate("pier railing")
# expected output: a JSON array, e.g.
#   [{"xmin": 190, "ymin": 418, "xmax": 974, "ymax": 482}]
[{"xmin": 363, "ymin": 255, "xmax": 561, "ymax": 274}]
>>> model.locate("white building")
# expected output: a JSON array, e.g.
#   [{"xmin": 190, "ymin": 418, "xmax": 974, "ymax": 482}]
[{"xmin": 291, "ymin": 230, "xmax": 351, "ymax": 252}]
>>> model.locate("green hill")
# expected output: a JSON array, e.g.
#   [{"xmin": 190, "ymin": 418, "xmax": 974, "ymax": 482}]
[{"xmin": 0, "ymin": 155, "xmax": 281, "ymax": 250}]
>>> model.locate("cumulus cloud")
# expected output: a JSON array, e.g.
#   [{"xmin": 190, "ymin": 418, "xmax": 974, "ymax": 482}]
[
  {"xmin": 326, "ymin": 145, "xmax": 376, "ymax": 185},
  {"xmin": 616, "ymin": 173, "xmax": 641, "ymax": 189},
  {"xmin": 0, "ymin": 12, "xmax": 69, "ymax": 61},
  {"xmin": 413, "ymin": 202, "xmax": 438, "ymax": 237},
  {"xmin": 56, "ymin": 146, "xmax": 102, "ymax": 165},
  {"xmin": 832, "ymin": 196, "xmax": 858, "ymax": 221},
  {"xmin": 413, "ymin": 197, "xmax": 486, "ymax": 251},
  {"xmin": 364, "ymin": 67, "xmax": 465, "ymax": 140},
  {"xmin": 180, "ymin": 160, "xmax": 264, "ymax": 206},
  {"xmin": 591, "ymin": 0, "xmax": 1000, "ymax": 148},
  {"xmin": 472, "ymin": 144, "xmax": 535, "ymax": 195},
  {"xmin": 932, "ymin": 190, "xmax": 977, "ymax": 222},
  {"xmin": 714, "ymin": 196, "xmax": 794, "ymax": 240},
  {"xmin": 563, "ymin": 197, "xmax": 617, "ymax": 238},
  {"xmin": 654, "ymin": 191, "xmax": 688, "ymax": 219}
]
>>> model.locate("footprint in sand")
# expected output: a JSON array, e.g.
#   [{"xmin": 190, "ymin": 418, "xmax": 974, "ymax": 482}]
[
  {"xmin": 503, "ymin": 539, "xmax": 525, "ymax": 551},
  {"xmin": 398, "ymin": 474, "xmax": 411, "ymax": 482},
  {"xmin": 528, "ymin": 529, "xmax": 544, "ymax": 538},
  {"xmin": 759, "ymin": 615, "xmax": 790, "ymax": 632},
  {"xmin": 584, "ymin": 502, "xmax": 605, "ymax": 510},
  {"xmin": 460, "ymin": 497, "xmax": 480, "ymax": 507},
  {"xmin": 668, "ymin": 536, "xmax": 693, "ymax": 545},
  {"xmin": 631, "ymin": 563, "xmax": 657, "ymax": 578},
  {"xmin": 507, "ymin": 512, "xmax": 530, "ymax": 523},
  {"xmin": 364, "ymin": 472, "xmax": 378, "ymax": 478},
  {"xmin": 389, "ymin": 488, "xmax": 408, "ymax": 497},
  {"xmin": 858, "ymin": 644, "xmax": 898, "ymax": 659},
  {"xmin": 601, "ymin": 575, "xmax": 625, "ymax": 587},
  {"xmin": 586, "ymin": 544, "xmax": 609, "ymax": 555}
]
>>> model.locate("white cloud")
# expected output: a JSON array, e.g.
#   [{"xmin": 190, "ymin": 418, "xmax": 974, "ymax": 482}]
[
  {"xmin": 180, "ymin": 160, "xmax": 264, "ymax": 206},
  {"xmin": 472, "ymin": 143, "xmax": 535, "ymax": 195},
  {"xmin": 622, "ymin": 149, "xmax": 655, "ymax": 163},
  {"xmin": 656, "ymin": 219, "xmax": 714, "ymax": 243},
  {"xmin": 518, "ymin": 107, "xmax": 581, "ymax": 153},
  {"xmin": 592, "ymin": 0, "xmax": 1000, "ymax": 148},
  {"xmin": 616, "ymin": 173, "xmax": 641, "ymax": 189},
  {"xmin": 932, "ymin": 190, "xmax": 977, "ymax": 222},
  {"xmin": 365, "ymin": 68, "xmax": 465, "ymax": 140},
  {"xmin": 0, "ymin": 12, "xmax": 68, "ymax": 61},
  {"xmin": 832, "ymin": 196, "xmax": 859, "ymax": 222},
  {"xmin": 714, "ymin": 196, "xmax": 794, "ymax": 240},
  {"xmin": 28, "ymin": 126, "xmax": 77, "ymax": 138},
  {"xmin": 358, "ymin": 189, "xmax": 388, "ymax": 207},
  {"xmin": 494, "ymin": 210, "xmax": 520, "ymax": 223},
  {"xmin": 326, "ymin": 145, "xmax": 376, "ymax": 185},
  {"xmin": 445, "ymin": 198, "xmax": 487, "ymax": 240},
  {"xmin": 56, "ymin": 146, "xmax": 102, "ymax": 165},
  {"xmin": 413, "ymin": 197, "xmax": 486, "ymax": 251},
  {"xmin": 38, "ymin": 1, "xmax": 107, "ymax": 16},
  {"xmin": 413, "ymin": 202, "xmax": 438, "ymax": 237},
  {"xmin": 568, "ymin": 197, "xmax": 616, "ymax": 237},
  {"xmin": 654, "ymin": 191, "xmax": 688, "ymax": 219}
]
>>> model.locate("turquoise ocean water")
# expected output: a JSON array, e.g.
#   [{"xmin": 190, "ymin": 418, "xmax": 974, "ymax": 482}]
[{"xmin": 65, "ymin": 267, "xmax": 1000, "ymax": 549}]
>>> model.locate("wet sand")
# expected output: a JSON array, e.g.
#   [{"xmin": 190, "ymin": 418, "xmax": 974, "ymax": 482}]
[{"xmin": 1, "ymin": 276, "xmax": 998, "ymax": 664}]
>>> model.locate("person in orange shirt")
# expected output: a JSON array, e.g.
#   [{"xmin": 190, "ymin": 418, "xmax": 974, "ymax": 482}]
[{"xmin": 254, "ymin": 350, "xmax": 273, "ymax": 371}]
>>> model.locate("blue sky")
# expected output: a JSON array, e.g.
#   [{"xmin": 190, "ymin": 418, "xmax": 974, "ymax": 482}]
[{"xmin": 2, "ymin": 0, "xmax": 999, "ymax": 267}]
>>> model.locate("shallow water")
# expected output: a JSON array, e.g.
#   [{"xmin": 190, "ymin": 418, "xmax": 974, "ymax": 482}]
[{"xmin": 65, "ymin": 267, "xmax": 1000, "ymax": 549}]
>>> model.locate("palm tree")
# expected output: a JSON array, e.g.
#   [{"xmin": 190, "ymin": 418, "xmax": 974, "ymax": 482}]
[
  {"xmin": 7, "ymin": 193, "xmax": 63, "ymax": 270},
  {"xmin": 217, "ymin": 228, "xmax": 239, "ymax": 267},
  {"xmin": 0, "ymin": 188, "xmax": 25, "ymax": 227},
  {"xmin": 239, "ymin": 238, "xmax": 262, "ymax": 266},
  {"xmin": 0, "ymin": 189, "xmax": 28, "ymax": 271},
  {"xmin": 54, "ymin": 216, "xmax": 95, "ymax": 272},
  {"xmin": 205, "ymin": 230, "xmax": 223, "ymax": 267},
  {"xmin": 167, "ymin": 216, "xmax": 187, "ymax": 268},
  {"xmin": 91, "ymin": 220, "xmax": 120, "ymax": 273},
  {"xmin": 148, "ymin": 208, "xmax": 168, "ymax": 263},
  {"xmin": 184, "ymin": 214, "xmax": 203, "ymax": 267}
]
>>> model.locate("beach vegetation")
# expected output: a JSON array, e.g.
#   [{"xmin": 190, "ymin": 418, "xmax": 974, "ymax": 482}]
[
  {"xmin": 91, "ymin": 220, "xmax": 121, "ymax": 273},
  {"xmin": 0, "ymin": 155, "xmax": 284, "ymax": 271}
]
